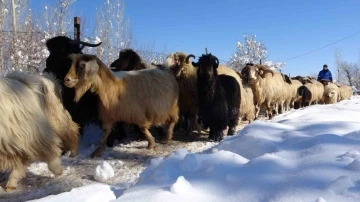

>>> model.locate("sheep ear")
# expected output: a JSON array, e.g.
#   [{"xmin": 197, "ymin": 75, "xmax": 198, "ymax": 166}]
[{"xmin": 84, "ymin": 58, "xmax": 99, "ymax": 79}]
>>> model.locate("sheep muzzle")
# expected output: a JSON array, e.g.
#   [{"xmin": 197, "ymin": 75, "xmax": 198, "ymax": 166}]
[{"xmin": 64, "ymin": 76, "xmax": 78, "ymax": 88}]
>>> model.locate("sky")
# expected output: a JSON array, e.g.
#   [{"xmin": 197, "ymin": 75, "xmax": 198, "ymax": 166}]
[{"xmin": 30, "ymin": 0, "xmax": 360, "ymax": 78}]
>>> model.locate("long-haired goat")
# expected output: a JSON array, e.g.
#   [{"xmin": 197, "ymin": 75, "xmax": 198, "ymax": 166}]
[
  {"xmin": 64, "ymin": 54, "xmax": 179, "ymax": 158},
  {"xmin": 162, "ymin": 52, "xmax": 202, "ymax": 135},
  {"xmin": 192, "ymin": 53, "xmax": 240, "ymax": 141},
  {"xmin": 43, "ymin": 36, "xmax": 125, "ymax": 147},
  {"xmin": 0, "ymin": 72, "xmax": 67, "ymax": 191},
  {"xmin": 109, "ymin": 49, "xmax": 165, "ymax": 143}
]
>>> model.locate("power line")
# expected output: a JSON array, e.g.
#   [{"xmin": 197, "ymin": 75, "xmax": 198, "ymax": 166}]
[{"xmin": 283, "ymin": 29, "xmax": 360, "ymax": 62}]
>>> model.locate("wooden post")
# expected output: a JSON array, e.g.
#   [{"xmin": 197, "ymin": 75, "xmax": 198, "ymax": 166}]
[
  {"xmin": 260, "ymin": 59, "xmax": 262, "ymax": 64},
  {"xmin": 205, "ymin": 47, "xmax": 208, "ymax": 54},
  {"xmin": 74, "ymin": 17, "xmax": 81, "ymax": 41}
]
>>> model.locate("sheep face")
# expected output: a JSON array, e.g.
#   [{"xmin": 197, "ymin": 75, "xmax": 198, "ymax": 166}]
[
  {"xmin": 327, "ymin": 91, "xmax": 336, "ymax": 98},
  {"xmin": 192, "ymin": 53, "xmax": 219, "ymax": 79},
  {"xmin": 45, "ymin": 36, "xmax": 102, "ymax": 82},
  {"xmin": 64, "ymin": 54, "xmax": 99, "ymax": 89},
  {"xmin": 163, "ymin": 52, "xmax": 195, "ymax": 76},
  {"xmin": 110, "ymin": 49, "xmax": 142, "ymax": 71},
  {"xmin": 163, "ymin": 53, "xmax": 179, "ymax": 68},
  {"xmin": 241, "ymin": 64, "xmax": 273, "ymax": 84}
]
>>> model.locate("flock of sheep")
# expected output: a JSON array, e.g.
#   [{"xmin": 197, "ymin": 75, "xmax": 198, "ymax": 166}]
[{"xmin": 0, "ymin": 35, "xmax": 353, "ymax": 192}]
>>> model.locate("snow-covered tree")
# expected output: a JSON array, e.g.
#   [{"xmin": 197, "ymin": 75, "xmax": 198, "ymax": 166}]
[
  {"xmin": 334, "ymin": 50, "xmax": 360, "ymax": 88},
  {"xmin": 91, "ymin": 0, "xmax": 132, "ymax": 66},
  {"xmin": 228, "ymin": 34, "xmax": 285, "ymax": 71}
]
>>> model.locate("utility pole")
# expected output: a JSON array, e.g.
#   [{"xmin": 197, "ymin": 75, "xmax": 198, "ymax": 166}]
[
  {"xmin": 74, "ymin": 17, "xmax": 81, "ymax": 41},
  {"xmin": 11, "ymin": 0, "xmax": 17, "ymax": 69}
]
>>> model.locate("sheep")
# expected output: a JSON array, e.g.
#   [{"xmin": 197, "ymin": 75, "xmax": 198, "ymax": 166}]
[
  {"xmin": 0, "ymin": 72, "xmax": 66, "ymax": 191},
  {"xmin": 321, "ymin": 80, "xmax": 340, "ymax": 104},
  {"xmin": 109, "ymin": 49, "xmax": 168, "ymax": 142},
  {"xmin": 162, "ymin": 52, "xmax": 202, "ymax": 135},
  {"xmin": 43, "ymin": 36, "xmax": 125, "ymax": 148},
  {"xmin": 337, "ymin": 84, "xmax": 353, "ymax": 101},
  {"xmin": 110, "ymin": 48, "xmax": 156, "ymax": 71},
  {"xmin": 289, "ymin": 76, "xmax": 303, "ymax": 109},
  {"xmin": 240, "ymin": 63, "xmax": 288, "ymax": 119},
  {"xmin": 216, "ymin": 65, "xmax": 255, "ymax": 123},
  {"xmin": 295, "ymin": 77, "xmax": 324, "ymax": 107},
  {"xmin": 192, "ymin": 53, "xmax": 241, "ymax": 141},
  {"xmin": 6, "ymin": 72, "xmax": 80, "ymax": 157},
  {"xmin": 64, "ymin": 54, "xmax": 179, "ymax": 158}
]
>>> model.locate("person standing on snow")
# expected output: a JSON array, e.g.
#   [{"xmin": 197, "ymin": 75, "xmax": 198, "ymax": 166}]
[{"xmin": 317, "ymin": 64, "xmax": 333, "ymax": 82}]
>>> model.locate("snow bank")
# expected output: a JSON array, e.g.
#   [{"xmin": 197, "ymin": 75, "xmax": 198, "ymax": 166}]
[
  {"xmin": 116, "ymin": 98, "xmax": 360, "ymax": 202},
  {"xmin": 28, "ymin": 183, "xmax": 116, "ymax": 202}
]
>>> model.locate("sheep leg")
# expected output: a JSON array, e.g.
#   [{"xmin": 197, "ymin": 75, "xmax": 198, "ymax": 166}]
[
  {"xmin": 91, "ymin": 123, "xmax": 113, "ymax": 158},
  {"xmin": 106, "ymin": 122, "xmax": 127, "ymax": 147},
  {"xmin": 47, "ymin": 156, "xmax": 64, "ymax": 176},
  {"xmin": 162, "ymin": 120, "xmax": 176, "ymax": 144},
  {"xmin": 134, "ymin": 125, "xmax": 146, "ymax": 142},
  {"xmin": 254, "ymin": 104, "xmax": 260, "ymax": 118},
  {"xmin": 188, "ymin": 114, "xmax": 199, "ymax": 136},
  {"xmin": 141, "ymin": 127, "xmax": 156, "ymax": 150},
  {"xmin": 214, "ymin": 128, "xmax": 224, "ymax": 142},
  {"xmin": 5, "ymin": 165, "xmax": 26, "ymax": 192},
  {"xmin": 208, "ymin": 127, "xmax": 215, "ymax": 140}
]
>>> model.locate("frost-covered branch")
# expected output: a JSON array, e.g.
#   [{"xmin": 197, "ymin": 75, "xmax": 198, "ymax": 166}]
[{"xmin": 228, "ymin": 34, "xmax": 285, "ymax": 72}]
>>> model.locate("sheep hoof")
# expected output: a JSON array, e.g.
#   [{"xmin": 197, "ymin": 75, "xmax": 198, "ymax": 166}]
[
  {"xmin": 5, "ymin": 186, "xmax": 16, "ymax": 192},
  {"xmin": 147, "ymin": 145, "xmax": 156, "ymax": 150},
  {"xmin": 69, "ymin": 151, "xmax": 78, "ymax": 158},
  {"xmin": 161, "ymin": 139, "xmax": 171, "ymax": 144},
  {"xmin": 91, "ymin": 148, "xmax": 104, "ymax": 158}
]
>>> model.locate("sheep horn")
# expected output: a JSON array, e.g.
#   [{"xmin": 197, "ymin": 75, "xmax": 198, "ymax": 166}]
[
  {"xmin": 185, "ymin": 54, "xmax": 195, "ymax": 64},
  {"xmin": 212, "ymin": 55, "xmax": 219, "ymax": 67},
  {"xmin": 257, "ymin": 65, "xmax": 274, "ymax": 77},
  {"xmin": 69, "ymin": 39, "xmax": 102, "ymax": 47},
  {"xmin": 236, "ymin": 71, "xmax": 243, "ymax": 79}
]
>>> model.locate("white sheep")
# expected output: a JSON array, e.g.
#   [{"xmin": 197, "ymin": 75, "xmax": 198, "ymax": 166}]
[{"xmin": 0, "ymin": 72, "xmax": 67, "ymax": 191}]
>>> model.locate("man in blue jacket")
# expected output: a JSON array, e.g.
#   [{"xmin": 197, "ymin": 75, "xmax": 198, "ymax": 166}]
[{"xmin": 317, "ymin": 64, "xmax": 333, "ymax": 82}]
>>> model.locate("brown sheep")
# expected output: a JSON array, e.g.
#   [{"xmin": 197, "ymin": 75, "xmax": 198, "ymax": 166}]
[
  {"xmin": 64, "ymin": 54, "xmax": 179, "ymax": 158},
  {"xmin": 162, "ymin": 52, "xmax": 202, "ymax": 135},
  {"xmin": 0, "ymin": 72, "xmax": 65, "ymax": 191}
]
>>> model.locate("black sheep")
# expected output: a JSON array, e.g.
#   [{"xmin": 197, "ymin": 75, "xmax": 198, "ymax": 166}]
[
  {"xmin": 192, "ymin": 53, "xmax": 241, "ymax": 141},
  {"xmin": 43, "ymin": 36, "xmax": 126, "ymax": 147},
  {"xmin": 110, "ymin": 49, "xmax": 149, "ymax": 71}
]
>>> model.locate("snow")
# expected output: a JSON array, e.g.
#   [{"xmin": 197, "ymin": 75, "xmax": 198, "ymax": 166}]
[
  {"xmin": 115, "ymin": 97, "xmax": 360, "ymax": 202},
  {"xmin": 28, "ymin": 183, "xmax": 116, "ymax": 202},
  {"xmin": 3, "ymin": 97, "xmax": 360, "ymax": 201},
  {"xmin": 94, "ymin": 161, "xmax": 115, "ymax": 183}
]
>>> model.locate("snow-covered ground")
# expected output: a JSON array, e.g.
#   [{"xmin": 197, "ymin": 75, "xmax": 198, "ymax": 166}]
[
  {"xmin": 4, "ymin": 97, "xmax": 360, "ymax": 202},
  {"xmin": 0, "ymin": 115, "xmax": 245, "ymax": 201}
]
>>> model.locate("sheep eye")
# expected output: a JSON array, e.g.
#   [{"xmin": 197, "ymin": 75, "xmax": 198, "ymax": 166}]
[{"xmin": 79, "ymin": 62, "xmax": 86, "ymax": 68}]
